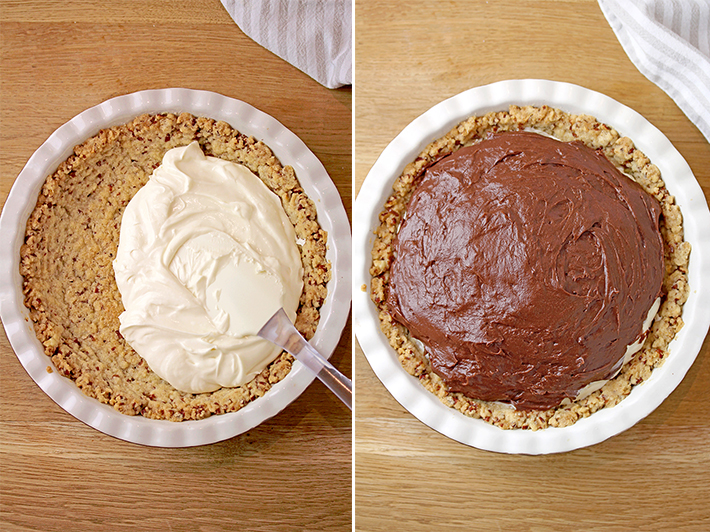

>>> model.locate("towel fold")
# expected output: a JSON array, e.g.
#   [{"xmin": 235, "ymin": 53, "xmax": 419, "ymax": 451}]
[
  {"xmin": 598, "ymin": 0, "xmax": 710, "ymax": 142},
  {"xmin": 221, "ymin": 0, "xmax": 352, "ymax": 89}
]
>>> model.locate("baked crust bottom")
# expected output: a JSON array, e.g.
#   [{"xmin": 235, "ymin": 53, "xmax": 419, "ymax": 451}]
[
  {"xmin": 21, "ymin": 113, "xmax": 330, "ymax": 422},
  {"xmin": 370, "ymin": 105, "xmax": 690, "ymax": 430}
]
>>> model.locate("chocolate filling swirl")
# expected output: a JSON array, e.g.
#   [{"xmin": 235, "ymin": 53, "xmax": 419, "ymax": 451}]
[{"xmin": 386, "ymin": 131, "xmax": 664, "ymax": 410}]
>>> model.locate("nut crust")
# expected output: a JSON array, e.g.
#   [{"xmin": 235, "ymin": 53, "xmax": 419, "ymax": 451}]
[{"xmin": 21, "ymin": 113, "xmax": 330, "ymax": 422}]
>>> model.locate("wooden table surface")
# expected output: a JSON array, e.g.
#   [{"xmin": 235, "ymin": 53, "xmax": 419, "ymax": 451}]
[
  {"xmin": 0, "ymin": 2, "xmax": 351, "ymax": 531},
  {"xmin": 355, "ymin": 1, "xmax": 710, "ymax": 531}
]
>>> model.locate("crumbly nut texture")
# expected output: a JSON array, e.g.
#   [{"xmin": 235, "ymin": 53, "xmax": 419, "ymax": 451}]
[
  {"xmin": 21, "ymin": 112, "xmax": 330, "ymax": 421},
  {"xmin": 370, "ymin": 105, "xmax": 690, "ymax": 430}
]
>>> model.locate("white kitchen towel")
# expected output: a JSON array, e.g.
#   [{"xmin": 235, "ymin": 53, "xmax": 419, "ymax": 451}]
[
  {"xmin": 220, "ymin": 0, "xmax": 352, "ymax": 89},
  {"xmin": 598, "ymin": 0, "xmax": 710, "ymax": 142}
]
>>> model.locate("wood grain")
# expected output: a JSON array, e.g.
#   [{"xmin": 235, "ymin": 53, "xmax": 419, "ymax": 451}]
[
  {"xmin": 0, "ymin": 2, "xmax": 351, "ymax": 531},
  {"xmin": 354, "ymin": 1, "xmax": 710, "ymax": 531}
]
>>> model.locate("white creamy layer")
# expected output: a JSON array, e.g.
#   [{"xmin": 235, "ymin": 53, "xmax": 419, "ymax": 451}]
[{"xmin": 114, "ymin": 141, "xmax": 303, "ymax": 394}]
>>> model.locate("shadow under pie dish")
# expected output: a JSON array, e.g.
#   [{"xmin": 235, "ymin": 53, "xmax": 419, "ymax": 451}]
[
  {"xmin": 353, "ymin": 80, "xmax": 710, "ymax": 454},
  {"xmin": 0, "ymin": 89, "xmax": 351, "ymax": 447}
]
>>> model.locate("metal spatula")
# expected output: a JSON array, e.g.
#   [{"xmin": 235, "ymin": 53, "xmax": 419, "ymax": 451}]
[{"xmin": 257, "ymin": 308, "xmax": 352, "ymax": 410}]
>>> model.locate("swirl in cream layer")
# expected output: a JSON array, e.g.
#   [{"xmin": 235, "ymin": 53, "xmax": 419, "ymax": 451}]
[
  {"xmin": 114, "ymin": 142, "xmax": 303, "ymax": 394},
  {"xmin": 386, "ymin": 131, "xmax": 664, "ymax": 410}
]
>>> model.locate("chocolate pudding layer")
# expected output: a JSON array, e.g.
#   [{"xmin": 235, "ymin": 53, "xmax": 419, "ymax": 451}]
[{"xmin": 386, "ymin": 131, "xmax": 664, "ymax": 410}]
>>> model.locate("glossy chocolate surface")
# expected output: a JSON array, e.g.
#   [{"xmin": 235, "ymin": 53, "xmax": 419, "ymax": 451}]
[{"xmin": 386, "ymin": 131, "xmax": 664, "ymax": 410}]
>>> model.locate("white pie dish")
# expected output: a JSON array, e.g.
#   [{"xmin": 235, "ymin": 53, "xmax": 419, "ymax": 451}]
[
  {"xmin": 353, "ymin": 79, "xmax": 710, "ymax": 454},
  {"xmin": 0, "ymin": 88, "xmax": 352, "ymax": 447}
]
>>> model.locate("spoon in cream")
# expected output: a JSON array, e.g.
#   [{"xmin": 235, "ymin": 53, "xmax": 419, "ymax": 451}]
[{"xmin": 257, "ymin": 308, "xmax": 352, "ymax": 410}]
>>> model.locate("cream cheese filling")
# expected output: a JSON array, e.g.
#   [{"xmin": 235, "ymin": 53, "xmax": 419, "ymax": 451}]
[{"xmin": 114, "ymin": 142, "xmax": 303, "ymax": 394}]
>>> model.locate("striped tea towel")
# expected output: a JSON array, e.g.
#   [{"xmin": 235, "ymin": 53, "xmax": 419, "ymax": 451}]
[
  {"xmin": 598, "ymin": 0, "xmax": 710, "ymax": 142},
  {"xmin": 220, "ymin": 0, "xmax": 352, "ymax": 89}
]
